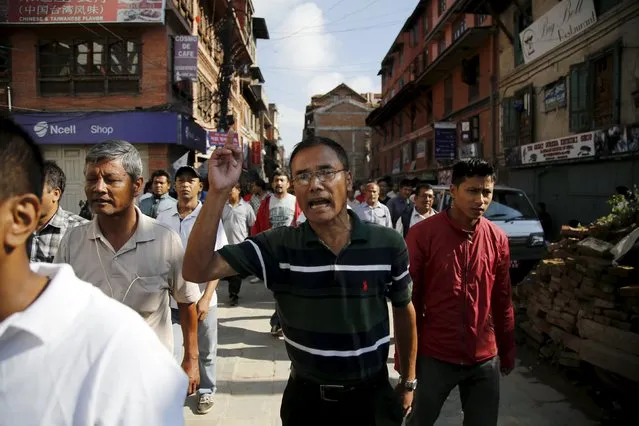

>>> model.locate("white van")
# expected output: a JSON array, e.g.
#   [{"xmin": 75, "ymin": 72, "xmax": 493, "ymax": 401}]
[{"xmin": 431, "ymin": 185, "xmax": 546, "ymax": 283}]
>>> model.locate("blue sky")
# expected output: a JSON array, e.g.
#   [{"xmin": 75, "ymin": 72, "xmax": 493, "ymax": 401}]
[{"xmin": 253, "ymin": 0, "xmax": 416, "ymax": 155}]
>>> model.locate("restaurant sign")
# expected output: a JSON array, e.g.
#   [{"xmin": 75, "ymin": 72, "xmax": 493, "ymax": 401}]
[
  {"xmin": 520, "ymin": 131, "xmax": 595, "ymax": 165},
  {"xmin": 1, "ymin": 0, "xmax": 166, "ymax": 24},
  {"xmin": 520, "ymin": 0, "xmax": 597, "ymax": 64}
]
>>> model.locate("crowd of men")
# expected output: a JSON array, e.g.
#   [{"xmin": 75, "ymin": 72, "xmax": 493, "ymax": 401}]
[{"xmin": 1, "ymin": 116, "xmax": 514, "ymax": 426}]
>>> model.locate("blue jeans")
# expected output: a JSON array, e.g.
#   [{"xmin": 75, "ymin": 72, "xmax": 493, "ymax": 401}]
[{"xmin": 171, "ymin": 305, "xmax": 218, "ymax": 395}]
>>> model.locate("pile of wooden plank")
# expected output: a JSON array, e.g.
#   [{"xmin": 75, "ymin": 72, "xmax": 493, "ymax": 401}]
[{"xmin": 516, "ymin": 227, "xmax": 639, "ymax": 383}]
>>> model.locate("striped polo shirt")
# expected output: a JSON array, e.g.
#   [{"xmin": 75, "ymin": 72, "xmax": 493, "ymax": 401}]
[{"xmin": 218, "ymin": 209, "xmax": 412, "ymax": 384}]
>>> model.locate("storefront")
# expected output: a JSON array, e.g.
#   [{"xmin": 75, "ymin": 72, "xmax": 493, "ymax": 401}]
[{"xmin": 12, "ymin": 111, "xmax": 207, "ymax": 213}]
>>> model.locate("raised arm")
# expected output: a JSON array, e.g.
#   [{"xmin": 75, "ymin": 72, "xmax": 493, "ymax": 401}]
[{"xmin": 183, "ymin": 133, "xmax": 242, "ymax": 283}]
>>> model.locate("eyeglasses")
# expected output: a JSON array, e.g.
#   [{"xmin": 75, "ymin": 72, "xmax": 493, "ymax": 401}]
[{"xmin": 292, "ymin": 169, "xmax": 346, "ymax": 186}]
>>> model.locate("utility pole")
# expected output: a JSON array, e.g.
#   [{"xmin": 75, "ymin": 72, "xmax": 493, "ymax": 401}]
[{"xmin": 217, "ymin": 2, "xmax": 235, "ymax": 133}]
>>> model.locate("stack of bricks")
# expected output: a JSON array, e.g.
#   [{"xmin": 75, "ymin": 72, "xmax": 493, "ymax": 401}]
[{"xmin": 516, "ymin": 227, "xmax": 639, "ymax": 383}]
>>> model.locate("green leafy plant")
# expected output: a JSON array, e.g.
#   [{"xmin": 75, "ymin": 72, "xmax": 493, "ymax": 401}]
[{"xmin": 595, "ymin": 186, "xmax": 638, "ymax": 229}]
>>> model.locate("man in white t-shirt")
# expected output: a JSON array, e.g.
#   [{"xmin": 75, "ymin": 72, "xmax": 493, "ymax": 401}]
[
  {"xmin": 251, "ymin": 169, "xmax": 301, "ymax": 335},
  {"xmin": 157, "ymin": 166, "xmax": 227, "ymax": 415},
  {"xmin": 0, "ymin": 118, "xmax": 187, "ymax": 425}
]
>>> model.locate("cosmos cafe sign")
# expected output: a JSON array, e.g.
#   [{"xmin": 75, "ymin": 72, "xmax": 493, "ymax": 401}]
[{"xmin": 519, "ymin": 0, "xmax": 598, "ymax": 64}]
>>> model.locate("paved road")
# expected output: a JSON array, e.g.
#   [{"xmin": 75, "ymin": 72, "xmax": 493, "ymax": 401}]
[{"xmin": 184, "ymin": 279, "xmax": 599, "ymax": 426}]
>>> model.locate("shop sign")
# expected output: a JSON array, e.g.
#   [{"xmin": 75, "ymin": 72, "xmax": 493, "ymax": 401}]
[
  {"xmin": 520, "ymin": 0, "xmax": 597, "ymax": 64},
  {"xmin": 434, "ymin": 122, "xmax": 457, "ymax": 160},
  {"xmin": 207, "ymin": 131, "xmax": 240, "ymax": 151},
  {"xmin": 173, "ymin": 35, "xmax": 198, "ymax": 82},
  {"xmin": 520, "ymin": 131, "xmax": 596, "ymax": 164},
  {"xmin": 459, "ymin": 142, "xmax": 481, "ymax": 160},
  {"xmin": 2, "ymin": 0, "xmax": 167, "ymax": 24},
  {"xmin": 12, "ymin": 111, "xmax": 206, "ymax": 152}
]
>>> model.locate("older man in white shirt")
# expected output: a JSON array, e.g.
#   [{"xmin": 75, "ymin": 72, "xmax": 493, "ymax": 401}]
[
  {"xmin": 158, "ymin": 165, "xmax": 227, "ymax": 415},
  {"xmin": 395, "ymin": 183, "xmax": 438, "ymax": 237},
  {"xmin": 55, "ymin": 140, "xmax": 202, "ymax": 396},
  {"xmin": 354, "ymin": 182, "xmax": 393, "ymax": 228}
]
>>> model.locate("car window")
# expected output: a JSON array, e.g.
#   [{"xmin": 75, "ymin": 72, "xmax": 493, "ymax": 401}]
[{"xmin": 485, "ymin": 190, "xmax": 538, "ymax": 221}]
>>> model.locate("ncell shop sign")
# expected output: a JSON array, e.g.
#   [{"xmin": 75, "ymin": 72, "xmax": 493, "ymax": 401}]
[
  {"xmin": 1, "ymin": 0, "xmax": 166, "ymax": 24},
  {"xmin": 520, "ymin": 131, "xmax": 596, "ymax": 165}
]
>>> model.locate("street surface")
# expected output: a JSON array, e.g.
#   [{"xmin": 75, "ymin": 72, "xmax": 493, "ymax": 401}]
[{"xmin": 184, "ymin": 278, "xmax": 600, "ymax": 426}]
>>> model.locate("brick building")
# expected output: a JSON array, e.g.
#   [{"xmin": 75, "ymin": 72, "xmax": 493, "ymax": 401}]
[
  {"xmin": 303, "ymin": 83, "xmax": 380, "ymax": 183},
  {"xmin": 367, "ymin": 0, "xmax": 499, "ymax": 185},
  {"xmin": 0, "ymin": 0, "xmax": 269, "ymax": 213}
]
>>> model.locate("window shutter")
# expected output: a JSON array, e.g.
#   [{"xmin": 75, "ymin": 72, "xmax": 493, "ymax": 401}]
[
  {"xmin": 502, "ymin": 97, "xmax": 516, "ymax": 147},
  {"xmin": 612, "ymin": 41, "xmax": 622, "ymax": 124},
  {"xmin": 569, "ymin": 62, "xmax": 591, "ymax": 132}
]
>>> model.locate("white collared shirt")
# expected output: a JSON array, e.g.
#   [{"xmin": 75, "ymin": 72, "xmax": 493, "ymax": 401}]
[
  {"xmin": 395, "ymin": 207, "xmax": 437, "ymax": 235},
  {"xmin": 0, "ymin": 263, "xmax": 187, "ymax": 426},
  {"xmin": 157, "ymin": 201, "xmax": 228, "ymax": 308},
  {"xmin": 54, "ymin": 207, "xmax": 201, "ymax": 352}
]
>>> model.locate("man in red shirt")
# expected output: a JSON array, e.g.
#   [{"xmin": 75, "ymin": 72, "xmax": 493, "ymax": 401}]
[{"xmin": 401, "ymin": 159, "xmax": 515, "ymax": 426}]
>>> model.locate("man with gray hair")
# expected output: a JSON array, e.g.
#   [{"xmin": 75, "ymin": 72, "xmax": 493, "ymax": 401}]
[{"xmin": 54, "ymin": 140, "xmax": 202, "ymax": 395}]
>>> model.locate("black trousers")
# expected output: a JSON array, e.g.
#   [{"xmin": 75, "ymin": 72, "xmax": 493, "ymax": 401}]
[
  {"xmin": 228, "ymin": 276, "xmax": 242, "ymax": 297},
  {"xmin": 280, "ymin": 369, "xmax": 405, "ymax": 426},
  {"xmin": 406, "ymin": 356, "xmax": 500, "ymax": 426}
]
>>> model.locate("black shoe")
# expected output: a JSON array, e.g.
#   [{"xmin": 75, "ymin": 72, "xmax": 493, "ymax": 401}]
[
  {"xmin": 270, "ymin": 324, "xmax": 282, "ymax": 336},
  {"xmin": 229, "ymin": 295, "xmax": 239, "ymax": 306}
]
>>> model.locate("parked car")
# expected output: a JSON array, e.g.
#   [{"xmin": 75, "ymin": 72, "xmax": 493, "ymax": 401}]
[{"xmin": 431, "ymin": 185, "xmax": 546, "ymax": 284}]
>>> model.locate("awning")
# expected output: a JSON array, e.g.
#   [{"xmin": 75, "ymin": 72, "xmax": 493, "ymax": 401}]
[
  {"xmin": 416, "ymin": 27, "xmax": 494, "ymax": 87},
  {"xmin": 12, "ymin": 111, "xmax": 207, "ymax": 153},
  {"xmin": 252, "ymin": 17, "xmax": 270, "ymax": 39}
]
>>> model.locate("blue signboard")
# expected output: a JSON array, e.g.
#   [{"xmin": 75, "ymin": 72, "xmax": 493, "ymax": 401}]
[
  {"xmin": 12, "ymin": 111, "xmax": 207, "ymax": 152},
  {"xmin": 434, "ymin": 122, "xmax": 457, "ymax": 160}
]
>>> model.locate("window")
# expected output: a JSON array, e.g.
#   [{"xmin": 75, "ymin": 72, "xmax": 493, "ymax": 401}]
[
  {"xmin": 453, "ymin": 17, "xmax": 467, "ymax": 41},
  {"xmin": 514, "ymin": 2, "xmax": 533, "ymax": 67},
  {"xmin": 197, "ymin": 78, "xmax": 214, "ymax": 122},
  {"xmin": 426, "ymin": 91, "xmax": 433, "ymax": 122},
  {"xmin": 471, "ymin": 115, "xmax": 480, "ymax": 142},
  {"xmin": 398, "ymin": 113, "xmax": 403, "ymax": 138},
  {"xmin": 409, "ymin": 26, "xmax": 419, "ymax": 47},
  {"xmin": 38, "ymin": 39, "xmax": 141, "ymax": 96},
  {"xmin": 485, "ymin": 189, "xmax": 538, "ymax": 221},
  {"xmin": 422, "ymin": 8, "xmax": 429, "ymax": 35},
  {"xmin": 502, "ymin": 85, "xmax": 534, "ymax": 148},
  {"xmin": 398, "ymin": 48, "xmax": 404, "ymax": 65},
  {"xmin": 398, "ymin": 77, "xmax": 405, "ymax": 90},
  {"xmin": 438, "ymin": 38, "xmax": 446, "ymax": 55},
  {"xmin": 594, "ymin": 0, "xmax": 622, "ymax": 16},
  {"xmin": 438, "ymin": 0, "xmax": 447, "ymax": 15},
  {"xmin": 423, "ymin": 46, "xmax": 430, "ymax": 69},
  {"xmin": 0, "ymin": 43, "xmax": 10, "ymax": 83},
  {"xmin": 475, "ymin": 14, "xmax": 488, "ymax": 25},
  {"xmin": 410, "ymin": 104, "xmax": 417, "ymax": 132},
  {"xmin": 444, "ymin": 75, "xmax": 453, "ymax": 115},
  {"xmin": 569, "ymin": 43, "xmax": 621, "ymax": 132},
  {"xmin": 465, "ymin": 55, "xmax": 480, "ymax": 101}
]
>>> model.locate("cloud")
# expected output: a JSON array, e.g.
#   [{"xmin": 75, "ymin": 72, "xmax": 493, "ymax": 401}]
[
  {"xmin": 254, "ymin": 0, "xmax": 337, "ymax": 71},
  {"xmin": 275, "ymin": 104, "xmax": 306, "ymax": 152},
  {"xmin": 307, "ymin": 73, "xmax": 381, "ymax": 97}
]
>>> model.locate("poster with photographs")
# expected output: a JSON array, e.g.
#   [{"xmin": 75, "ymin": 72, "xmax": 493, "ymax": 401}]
[{"xmin": 594, "ymin": 124, "xmax": 639, "ymax": 156}]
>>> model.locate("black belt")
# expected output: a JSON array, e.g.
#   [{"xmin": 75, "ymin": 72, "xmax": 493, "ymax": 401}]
[{"xmin": 289, "ymin": 367, "xmax": 388, "ymax": 402}]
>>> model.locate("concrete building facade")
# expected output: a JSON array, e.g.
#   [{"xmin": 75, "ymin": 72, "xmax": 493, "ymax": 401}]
[
  {"xmin": 304, "ymin": 83, "xmax": 379, "ymax": 183},
  {"xmin": 480, "ymin": 0, "xmax": 639, "ymax": 229}
]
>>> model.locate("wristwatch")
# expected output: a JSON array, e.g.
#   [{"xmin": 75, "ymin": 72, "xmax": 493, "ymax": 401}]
[{"xmin": 399, "ymin": 377, "xmax": 418, "ymax": 391}]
